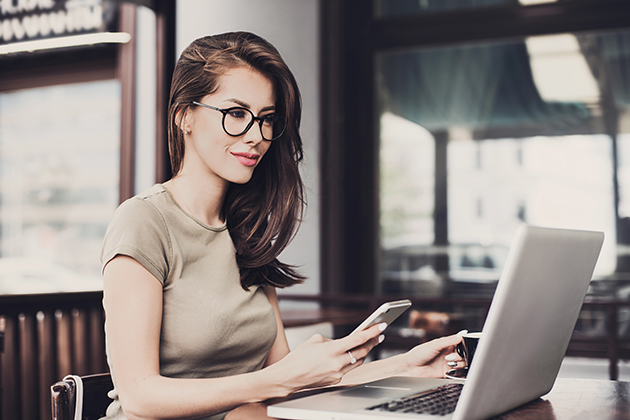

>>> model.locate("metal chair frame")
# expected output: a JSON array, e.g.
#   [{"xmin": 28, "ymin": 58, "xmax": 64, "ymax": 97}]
[{"xmin": 51, "ymin": 373, "xmax": 113, "ymax": 420}]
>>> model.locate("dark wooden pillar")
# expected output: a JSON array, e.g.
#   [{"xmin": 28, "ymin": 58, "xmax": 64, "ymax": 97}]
[
  {"xmin": 155, "ymin": 0, "xmax": 176, "ymax": 183},
  {"xmin": 117, "ymin": 3, "xmax": 137, "ymax": 203},
  {"xmin": 320, "ymin": 0, "xmax": 377, "ymax": 295},
  {"xmin": 433, "ymin": 131, "xmax": 450, "ymax": 273}
]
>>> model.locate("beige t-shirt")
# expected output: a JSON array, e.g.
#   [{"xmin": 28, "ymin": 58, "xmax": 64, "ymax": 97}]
[{"xmin": 100, "ymin": 184, "xmax": 277, "ymax": 420}]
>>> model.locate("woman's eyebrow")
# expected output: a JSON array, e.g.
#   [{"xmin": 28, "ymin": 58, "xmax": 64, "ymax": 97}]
[{"xmin": 224, "ymin": 98, "xmax": 276, "ymax": 113}]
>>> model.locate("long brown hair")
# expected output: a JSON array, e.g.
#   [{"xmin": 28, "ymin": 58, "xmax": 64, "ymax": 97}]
[{"xmin": 168, "ymin": 32, "xmax": 306, "ymax": 289}]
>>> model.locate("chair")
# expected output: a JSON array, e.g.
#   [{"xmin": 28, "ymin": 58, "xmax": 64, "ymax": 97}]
[{"xmin": 51, "ymin": 373, "xmax": 114, "ymax": 420}]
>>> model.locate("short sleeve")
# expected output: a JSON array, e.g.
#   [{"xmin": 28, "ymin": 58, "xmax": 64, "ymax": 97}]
[{"xmin": 101, "ymin": 197, "xmax": 171, "ymax": 285}]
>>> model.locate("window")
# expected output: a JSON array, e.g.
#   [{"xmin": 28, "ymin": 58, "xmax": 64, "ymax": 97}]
[
  {"xmin": 0, "ymin": 80, "xmax": 120, "ymax": 294},
  {"xmin": 0, "ymin": 1, "xmax": 172, "ymax": 295},
  {"xmin": 320, "ymin": 0, "xmax": 630, "ymax": 295},
  {"xmin": 377, "ymin": 29, "xmax": 627, "ymax": 293}
]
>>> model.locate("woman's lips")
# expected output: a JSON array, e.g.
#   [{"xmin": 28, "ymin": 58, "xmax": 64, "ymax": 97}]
[{"xmin": 231, "ymin": 152, "xmax": 260, "ymax": 167}]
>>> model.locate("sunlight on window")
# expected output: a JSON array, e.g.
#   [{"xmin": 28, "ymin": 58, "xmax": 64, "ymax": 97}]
[
  {"xmin": 449, "ymin": 135, "xmax": 616, "ymax": 277},
  {"xmin": 526, "ymin": 34, "xmax": 600, "ymax": 104}
]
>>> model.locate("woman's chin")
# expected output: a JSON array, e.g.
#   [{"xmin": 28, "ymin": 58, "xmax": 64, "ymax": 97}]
[{"xmin": 228, "ymin": 172, "xmax": 255, "ymax": 185}]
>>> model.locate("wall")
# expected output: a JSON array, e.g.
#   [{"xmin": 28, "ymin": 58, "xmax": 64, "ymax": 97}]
[{"xmin": 176, "ymin": 0, "xmax": 321, "ymax": 294}]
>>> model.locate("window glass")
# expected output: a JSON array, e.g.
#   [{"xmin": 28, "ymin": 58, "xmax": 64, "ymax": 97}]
[
  {"xmin": 380, "ymin": 112, "xmax": 435, "ymax": 248},
  {"xmin": 448, "ymin": 135, "xmax": 615, "ymax": 278},
  {"xmin": 377, "ymin": 29, "xmax": 630, "ymax": 295},
  {"xmin": 620, "ymin": 135, "xmax": 630, "ymax": 219},
  {"xmin": 0, "ymin": 80, "xmax": 120, "ymax": 294}
]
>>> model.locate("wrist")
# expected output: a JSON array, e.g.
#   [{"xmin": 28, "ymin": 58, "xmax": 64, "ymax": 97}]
[
  {"xmin": 392, "ymin": 352, "xmax": 413, "ymax": 377},
  {"xmin": 258, "ymin": 363, "xmax": 297, "ymax": 399}
]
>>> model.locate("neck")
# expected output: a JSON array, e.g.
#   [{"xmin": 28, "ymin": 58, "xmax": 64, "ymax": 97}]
[{"xmin": 166, "ymin": 173, "xmax": 228, "ymax": 226}]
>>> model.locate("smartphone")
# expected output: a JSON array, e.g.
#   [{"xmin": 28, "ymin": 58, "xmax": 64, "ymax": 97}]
[{"xmin": 351, "ymin": 299, "xmax": 412, "ymax": 334}]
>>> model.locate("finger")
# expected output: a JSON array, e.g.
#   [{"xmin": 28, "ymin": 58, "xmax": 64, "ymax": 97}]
[
  {"xmin": 444, "ymin": 353, "xmax": 464, "ymax": 363},
  {"xmin": 344, "ymin": 334, "xmax": 383, "ymax": 365},
  {"xmin": 340, "ymin": 350, "xmax": 367, "ymax": 375},
  {"xmin": 426, "ymin": 333, "xmax": 464, "ymax": 352},
  {"xmin": 336, "ymin": 322, "xmax": 386, "ymax": 352},
  {"xmin": 358, "ymin": 332, "xmax": 385, "ymax": 354},
  {"xmin": 342, "ymin": 333, "xmax": 386, "ymax": 370},
  {"xmin": 445, "ymin": 353, "xmax": 464, "ymax": 368},
  {"xmin": 338, "ymin": 330, "xmax": 384, "ymax": 369}
]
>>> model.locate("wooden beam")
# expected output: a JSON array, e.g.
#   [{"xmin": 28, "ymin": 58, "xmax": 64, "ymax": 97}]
[
  {"xmin": 154, "ymin": 0, "xmax": 176, "ymax": 183},
  {"xmin": 117, "ymin": 3, "xmax": 137, "ymax": 203},
  {"xmin": 373, "ymin": 0, "xmax": 630, "ymax": 52}
]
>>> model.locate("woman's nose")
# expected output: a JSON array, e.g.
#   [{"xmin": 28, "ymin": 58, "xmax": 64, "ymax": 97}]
[{"xmin": 242, "ymin": 123, "xmax": 265, "ymax": 145}]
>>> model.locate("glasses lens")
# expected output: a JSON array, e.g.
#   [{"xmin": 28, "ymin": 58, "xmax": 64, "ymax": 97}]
[
  {"xmin": 223, "ymin": 108, "xmax": 254, "ymax": 137},
  {"xmin": 261, "ymin": 114, "xmax": 287, "ymax": 141},
  {"xmin": 260, "ymin": 114, "xmax": 287, "ymax": 140}
]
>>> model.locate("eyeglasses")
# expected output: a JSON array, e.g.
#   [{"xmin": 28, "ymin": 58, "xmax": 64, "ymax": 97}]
[{"xmin": 192, "ymin": 101, "xmax": 287, "ymax": 141}]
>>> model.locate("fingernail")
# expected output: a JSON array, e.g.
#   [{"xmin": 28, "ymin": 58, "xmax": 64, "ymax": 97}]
[
  {"xmin": 456, "ymin": 329, "xmax": 468, "ymax": 336},
  {"xmin": 445, "ymin": 354, "xmax": 457, "ymax": 361},
  {"xmin": 378, "ymin": 323, "xmax": 388, "ymax": 332},
  {"xmin": 447, "ymin": 361, "xmax": 458, "ymax": 367},
  {"xmin": 378, "ymin": 334, "xmax": 385, "ymax": 343}
]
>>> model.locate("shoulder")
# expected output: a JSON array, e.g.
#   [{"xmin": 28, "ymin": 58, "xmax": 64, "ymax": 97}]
[
  {"xmin": 112, "ymin": 185, "xmax": 170, "ymax": 224},
  {"xmin": 104, "ymin": 184, "xmax": 176, "ymax": 249},
  {"xmin": 102, "ymin": 185, "xmax": 174, "ymax": 278},
  {"xmin": 118, "ymin": 184, "xmax": 169, "ymax": 212}
]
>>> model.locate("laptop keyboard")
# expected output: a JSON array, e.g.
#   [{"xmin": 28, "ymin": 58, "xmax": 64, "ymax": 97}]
[{"xmin": 366, "ymin": 383, "xmax": 464, "ymax": 416}]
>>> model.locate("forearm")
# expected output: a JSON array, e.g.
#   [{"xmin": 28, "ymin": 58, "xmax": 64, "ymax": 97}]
[
  {"xmin": 339, "ymin": 334, "xmax": 464, "ymax": 386},
  {"xmin": 119, "ymin": 368, "xmax": 290, "ymax": 420},
  {"xmin": 337, "ymin": 353, "xmax": 410, "ymax": 386}
]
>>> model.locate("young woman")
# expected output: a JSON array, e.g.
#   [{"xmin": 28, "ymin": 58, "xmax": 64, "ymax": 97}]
[{"xmin": 101, "ymin": 32, "xmax": 463, "ymax": 420}]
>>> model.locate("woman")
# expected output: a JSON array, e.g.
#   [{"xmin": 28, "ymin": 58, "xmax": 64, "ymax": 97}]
[{"xmin": 101, "ymin": 32, "xmax": 463, "ymax": 420}]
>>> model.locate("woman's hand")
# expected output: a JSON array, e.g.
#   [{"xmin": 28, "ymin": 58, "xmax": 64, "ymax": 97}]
[
  {"xmin": 402, "ymin": 333, "xmax": 465, "ymax": 378},
  {"xmin": 266, "ymin": 323, "xmax": 385, "ymax": 395}
]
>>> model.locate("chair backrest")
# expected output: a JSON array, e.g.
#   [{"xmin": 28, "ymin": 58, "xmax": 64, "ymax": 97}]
[{"xmin": 51, "ymin": 373, "xmax": 114, "ymax": 420}]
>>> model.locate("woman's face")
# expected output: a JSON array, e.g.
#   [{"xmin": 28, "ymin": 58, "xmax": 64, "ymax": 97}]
[{"xmin": 182, "ymin": 67, "xmax": 275, "ymax": 185}]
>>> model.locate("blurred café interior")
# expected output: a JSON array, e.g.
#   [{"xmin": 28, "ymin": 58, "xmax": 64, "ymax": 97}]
[{"xmin": 2, "ymin": 0, "xmax": 630, "ymax": 419}]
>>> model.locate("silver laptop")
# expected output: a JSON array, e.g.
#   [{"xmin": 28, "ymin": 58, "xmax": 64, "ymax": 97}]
[{"xmin": 268, "ymin": 225, "xmax": 604, "ymax": 420}]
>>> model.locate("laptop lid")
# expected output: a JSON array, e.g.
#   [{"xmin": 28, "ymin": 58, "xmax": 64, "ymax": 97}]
[
  {"xmin": 452, "ymin": 225, "xmax": 604, "ymax": 420},
  {"xmin": 268, "ymin": 225, "xmax": 604, "ymax": 420}
]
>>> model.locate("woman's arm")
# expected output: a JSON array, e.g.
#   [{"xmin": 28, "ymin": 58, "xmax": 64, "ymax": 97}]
[
  {"xmin": 104, "ymin": 255, "xmax": 279, "ymax": 419},
  {"xmin": 261, "ymin": 285, "xmax": 291, "ymax": 366},
  {"xmin": 258, "ymin": 284, "xmax": 463, "ymax": 388},
  {"xmin": 103, "ymin": 256, "xmax": 383, "ymax": 420},
  {"xmin": 337, "ymin": 334, "xmax": 464, "ymax": 386}
]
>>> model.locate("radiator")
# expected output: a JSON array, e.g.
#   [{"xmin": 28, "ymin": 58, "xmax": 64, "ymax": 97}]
[{"xmin": 0, "ymin": 291, "xmax": 108, "ymax": 420}]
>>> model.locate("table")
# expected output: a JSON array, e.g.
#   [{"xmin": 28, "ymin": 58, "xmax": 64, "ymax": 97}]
[
  {"xmin": 494, "ymin": 378, "xmax": 630, "ymax": 419},
  {"xmin": 225, "ymin": 378, "xmax": 630, "ymax": 419}
]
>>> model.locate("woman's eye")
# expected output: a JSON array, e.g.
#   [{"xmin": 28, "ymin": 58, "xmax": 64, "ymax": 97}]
[
  {"xmin": 262, "ymin": 114, "xmax": 278, "ymax": 125},
  {"xmin": 228, "ymin": 109, "xmax": 248, "ymax": 119}
]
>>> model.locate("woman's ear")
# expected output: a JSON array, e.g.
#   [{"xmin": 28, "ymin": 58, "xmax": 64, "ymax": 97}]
[{"xmin": 177, "ymin": 106, "xmax": 193, "ymax": 135}]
